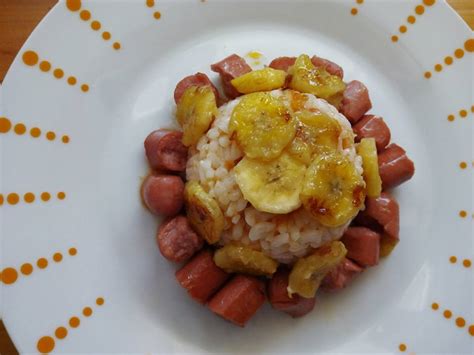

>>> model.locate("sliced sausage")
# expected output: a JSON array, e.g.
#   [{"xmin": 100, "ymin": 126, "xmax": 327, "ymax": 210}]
[
  {"xmin": 269, "ymin": 56, "xmax": 296, "ymax": 71},
  {"xmin": 356, "ymin": 192, "xmax": 400, "ymax": 257},
  {"xmin": 208, "ymin": 274, "xmax": 266, "ymax": 327},
  {"xmin": 321, "ymin": 258, "xmax": 363, "ymax": 291},
  {"xmin": 352, "ymin": 115, "xmax": 391, "ymax": 151},
  {"xmin": 144, "ymin": 129, "xmax": 188, "ymax": 172},
  {"xmin": 268, "ymin": 268, "xmax": 316, "ymax": 318},
  {"xmin": 141, "ymin": 175, "xmax": 184, "ymax": 217},
  {"xmin": 211, "ymin": 54, "xmax": 252, "ymax": 99},
  {"xmin": 311, "ymin": 56, "xmax": 344, "ymax": 79},
  {"xmin": 341, "ymin": 227, "xmax": 381, "ymax": 267},
  {"xmin": 340, "ymin": 80, "xmax": 372, "ymax": 124},
  {"xmin": 157, "ymin": 216, "xmax": 203, "ymax": 263},
  {"xmin": 174, "ymin": 72, "xmax": 220, "ymax": 104},
  {"xmin": 175, "ymin": 249, "xmax": 229, "ymax": 304},
  {"xmin": 378, "ymin": 143, "xmax": 415, "ymax": 190}
]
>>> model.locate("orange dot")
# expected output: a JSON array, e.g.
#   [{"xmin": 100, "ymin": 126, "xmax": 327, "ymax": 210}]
[
  {"xmin": 464, "ymin": 39, "xmax": 474, "ymax": 52},
  {"xmin": 459, "ymin": 210, "xmax": 467, "ymax": 218},
  {"xmin": 469, "ymin": 325, "xmax": 474, "ymax": 336},
  {"xmin": 146, "ymin": 0, "xmax": 155, "ymax": 7},
  {"xmin": 81, "ymin": 84, "xmax": 89, "ymax": 92},
  {"xmin": 30, "ymin": 127, "xmax": 41, "ymax": 137},
  {"xmin": 39, "ymin": 61, "xmax": 51, "ymax": 72},
  {"xmin": 62, "ymin": 135, "xmax": 70, "ymax": 144},
  {"xmin": 22, "ymin": 50, "xmax": 39, "ymax": 66},
  {"xmin": 55, "ymin": 327, "xmax": 68, "ymax": 339},
  {"xmin": 434, "ymin": 64, "xmax": 442, "ymax": 72},
  {"xmin": 96, "ymin": 297, "xmax": 104, "ymax": 306},
  {"xmin": 463, "ymin": 259, "xmax": 472, "ymax": 268},
  {"xmin": 69, "ymin": 317, "xmax": 80, "ymax": 328},
  {"xmin": 456, "ymin": 317, "xmax": 466, "ymax": 327},
  {"xmin": 102, "ymin": 31, "xmax": 111, "ymax": 40},
  {"xmin": 356, "ymin": 0, "xmax": 364, "ymax": 4},
  {"xmin": 7, "ymin": 193, "xmax": 19, "ymax": 205},
  {"xmin": 391, "ymin": 35, "xmax": 399, "ymax": 42},
  {"xmin": 447, "ymin": 114, "xmax": 455, "ymax": 121},
  {"xmin": 53, "ymin": 253, "xmax": 63, "ymax": 262},
  {"xmin": 443, "ymin": 310, "xmax": 452, "ymax": 319},
  {"xmin": 431, "ymin": 302, "xmax": 439, "ymax": 310},
  {"xmin": 14, "ymin": 123, "xmax": 26, "ymax": 135},
  {"xmin": 407, "ymin": 15, "xmax": 416, "ymax": 24},
  {"xmin": 0, "ymin": 117, "xmax": 12, "ymax": 133},
  {"xmin": 424, "ymin": 71, "xmax": 431, "ymax": 79},
  {"xmin": 37, "ymin": 336, "xmax": 55, "ymax": 354},
  {"xmin": 1, "ymin": 268, "xmax": 18, "ymax": 285},
  {"xmin": 415, "ymin": 5, "xmax": 425, "ymax": 15},
  {"xmin": 66, "ymin": 0, "xmax": 81, "ymax": 11},
  {"xmin": 20, "ymin": 263, "xmax": 33, "ymax": 276},
  {"xmin": 153, "ymin": 11, "xmax": 161, "ymax": 19},
  {"xmin": 399, "ymin": 25, "xmax": 407, "ymax": 33},
  {"xmin": 454, "ymin": 49, "xmax": 464, "ymax": 58},
  {"xmin": 471, "ymin": 105, "xmax": 474, "ymax": 113},
  {"xmin": 79, "ymin": 10, "xmax": 90, "ymax": 21},
  {"xmin": 444, "ymin": 56, "xmax": 453, "ymax": 65},
  {"xmin": 41, "ymin": 192, "xmax": 51, "ymax": 202},
  {"xmin": 113, "ymin": 42, "xmax": 121, "ymax": 50},
  {"xmin": 83, "ymin": 307, "xmax": 93, "ymax": 317},
  {"xmin": 459, "ymin": 162, "xmax": 467, "ymax": 169},
  {"xmin": 57, "ymin": 192, "xmax": 66, "ymax": 200},
  {"xmin": 399, "ymin": 343, "xmax": 407, "ymax": 352},
  {"xmin": 67, "ymin": 76, "xmax": 77, "ymax": 86},
  {"xmin": 450, "ymin": 256, "xmax": 457, "ymax": 263},
  {"xmin": 459, "ymin": 110, "xmax": 467, "ymax": 117},
  {"xmin": 423, "ymin": 0, "xmax": 435, "ymax": 5},
  {"xmin": 69, "ymin": 248, "xmax": 77, "ymax": 256},
  {"xmin": 0, "ymin": 194, "xmax": 3, "ymax": 205},
  {"xmin": 53, "ymin": 68, "xmax": 64, "ymax": 79},
  {"xmin": 46, "ymin": 131, "xmax": 56, "ymax": 141},
  {"xmin": 37, "ymin": 258, "xmax": 48, "ymax": 269},
  {"xmin": 351, "ymin": 8, "xmax": 358, "ymax": 15},
  {"xmin": 91, "ymin": 20, "xmax": 101, "ymax": 31},
  {"xmin": 24, "ymin": 192, "xmax": 35, "ymax": 203}
]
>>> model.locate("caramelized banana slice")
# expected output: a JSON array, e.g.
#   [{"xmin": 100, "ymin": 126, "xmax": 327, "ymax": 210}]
[
  {"xmin": 230, "ymin": 92, "xmax": 297, "ymax": 160},
  {"xmin": 288, "ymin": 241, "xmax": 347, "ymax": 298},
  {"xmin": 184, "ymin": 181, "xmax": 224, "ymax": 244},
  {"xmin": 176, "ymin": 86, "xmax": 218, "ymax": 146},
  {"xmin": 301, "ymin": 152, "xmax": 366, "ymax": 227},
  {"xmin": 289, "ymin": 54, "xmax": 346, "ymax": 100},
  {"xmin": 214, "ymin": 244, "xmax": 278, "ymax": 276},
  {"xmin": 234, "ymin": 153, "xmax": 306, "ymax": 214},
  {"xmin": 231, "ymin": 68, "xmax": 287, "ymax": 94},
  {"xmin": 357, "ymin": 138, "xmax": 382, "ymax": 198}
]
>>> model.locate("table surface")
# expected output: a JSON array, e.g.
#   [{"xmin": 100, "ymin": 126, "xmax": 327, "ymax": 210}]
[{"xmin": 0, "ymin": 0, "xmax": 473, "ymax": 353}]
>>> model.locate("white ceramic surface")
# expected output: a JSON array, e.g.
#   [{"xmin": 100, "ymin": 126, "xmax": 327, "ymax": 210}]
[{"xmin": 1, "ymin": 0, "xmax": 473, "ymax": 353}]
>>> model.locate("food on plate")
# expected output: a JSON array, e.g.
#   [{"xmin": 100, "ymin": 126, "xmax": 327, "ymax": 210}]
[
  {"xmin": 141, "ymin": 52, "xmax": 415, "ymax": 326},
  {"xmin": 208, "ymin": 274, "xmax": 266, "ymax": 327}
]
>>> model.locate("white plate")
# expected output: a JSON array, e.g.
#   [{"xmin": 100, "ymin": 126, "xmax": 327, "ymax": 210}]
[{"xmin": 1, "ymin": 0, "xmax": 473, "ymax": 353}]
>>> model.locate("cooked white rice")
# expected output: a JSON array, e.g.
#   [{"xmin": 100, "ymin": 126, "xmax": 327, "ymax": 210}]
[{"xmin": 186, "ymin": 90, "xmax": 363, "ymax": 264}]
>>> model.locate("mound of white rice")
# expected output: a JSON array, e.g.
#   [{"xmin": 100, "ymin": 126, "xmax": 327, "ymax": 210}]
[{"xmin": 186, "ymin": 90, "xmax": 363, "ymax": 264}]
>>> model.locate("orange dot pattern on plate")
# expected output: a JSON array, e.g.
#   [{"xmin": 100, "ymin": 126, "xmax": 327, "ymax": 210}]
[
  {"xmin": 1, "ymin": 247, "xmax": 77, "ymax": 285},
  {"xmin": 449, "ymin": 256, "xmax": 473, "ymax": 268},
  {"xmin": 447, "ymin": 105, "xmax": 474, "ymax": 121},
  {"xmin": 350, "ymin": 0, "xmax": 364, "ymax": 16},
  {"xmin": 391, "ymin": 0, "xmax": 436, "ymax": 42},
  {"xmin": 431, "ymin": 302, "xmax": 474, "ymax": 337},
  {"xmin": 399, "ymin": 343, "xmax": 407, "ymax": 352},
  {"xmin": 36, "ymin": 297, "xmax": 106, "ymax": 353},
  {"xmin": 65, "ymin": 2, "xmax": 122, "ymax": 50},
  {"xmin": 69, "ymin": 247, "xmax": 78, "ymax": 256},
  {"xmin": 459, "ymin": 210, "xmax": 468, "ymax": 218},
  {"xmin": 21, "ymin": 50, "xmax": 89, "ymax": 92},
  {"xmin": 425, "ymin": 38, "xmax": 474, "ymax": 78},
  {"xmin": 1, "ymin": 191, "xmax": 66, "ymax": 206}
]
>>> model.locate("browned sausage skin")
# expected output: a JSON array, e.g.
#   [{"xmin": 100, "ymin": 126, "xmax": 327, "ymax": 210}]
[
  {"xmin": 378, "ymin": 143, "xmax": 415, "ymax": 190},
  {"xmin": 174, "ymin": 72, "xmax": 221, "ymax": 104},
  {"xmin": 352, "ymin": 115, "xmax": 391, "ymax": 151},
  {"xmin": 175, "ymin": 249, "xmax": 229, "ymax": 304},
  {"xmin": 208, "ymin": 274, "xmax": 266, "ymax": 327},
  {"xmin": 321, "ymin": 258, "xmax": 363, "ymax": 291},
  {"xmin": 341, "ymin": 227, "xmax": 381, "ymax": 267},
  {"xmin": 211, "ymin": 54, "xmax": 252, "ymax": 99},
  {"xmin": 311, "ymin": 56, "xmax": 344, "ymax": 79},
  {"xmin": 141, "ymin": 175, "xmax": 184, "ymax": 217},
  {"xmin": 144, "ymin": 130, "xmax": 188, "ymax": 172},
  {"xmin": 340, "ymin": 80, "xmax": 372, "ymax": 124},
  {"xmin": 157, "ymin": 216, "xmax": 203, "ymax": 263},
  {"xmin": 268, "ymin": 268, "xmax": 316, "ymax": 318}
]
